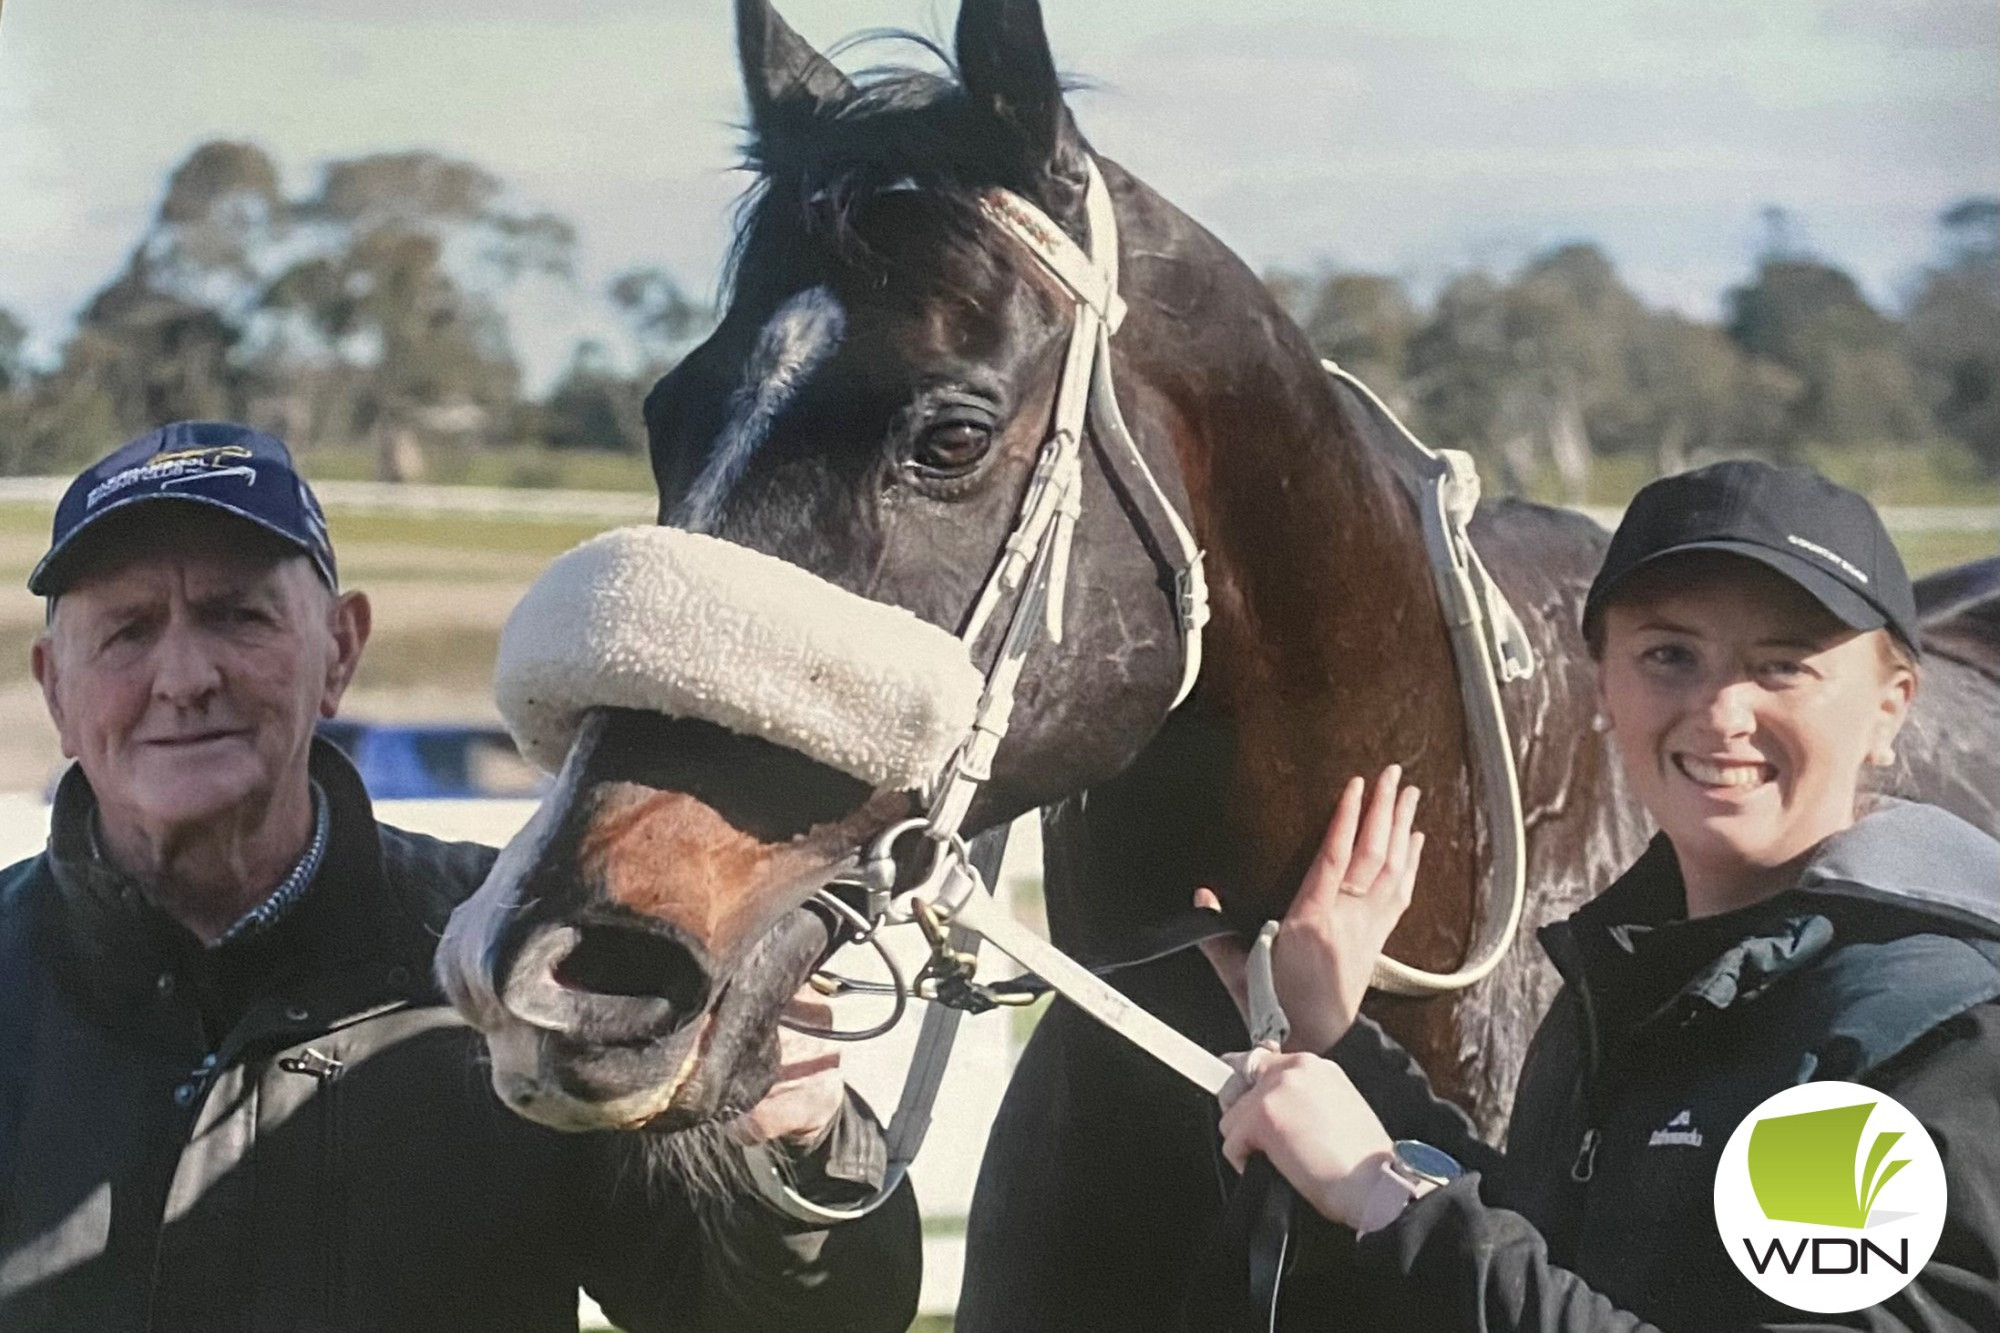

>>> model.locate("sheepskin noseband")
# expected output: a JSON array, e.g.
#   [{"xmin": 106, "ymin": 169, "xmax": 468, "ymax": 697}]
[{"xmin": 495, "ymin": 525, "xmax": 985, "ymax": 792}]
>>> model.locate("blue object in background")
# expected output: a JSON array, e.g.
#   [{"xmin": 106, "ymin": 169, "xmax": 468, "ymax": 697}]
[{"xmin": 315, "ymin": 722, "xmax": 548, "ymax": 801}]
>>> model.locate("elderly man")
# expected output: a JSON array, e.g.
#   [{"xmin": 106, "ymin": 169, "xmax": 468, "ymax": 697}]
[{"xmin": 0, "ymin": 422, "xmax": 919, "ymax": 1331}]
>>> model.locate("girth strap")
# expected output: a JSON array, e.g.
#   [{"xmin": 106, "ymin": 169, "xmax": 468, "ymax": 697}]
[{"xmin": 1325, "ymin": 363, "xmax": 1536, "ymax": 997}]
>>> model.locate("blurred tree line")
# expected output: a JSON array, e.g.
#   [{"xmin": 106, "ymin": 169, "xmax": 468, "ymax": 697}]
[
  {"xmin": 0, "ymin": 140, "xmax": 709, "ymax": 480},
  {"xmin": 1269, "ymin": 198, "xmax": 2000, "ymax": 500},
  {"xmin": 1, "ymin": 140, "xmax": 1995, "ymax": 495}
]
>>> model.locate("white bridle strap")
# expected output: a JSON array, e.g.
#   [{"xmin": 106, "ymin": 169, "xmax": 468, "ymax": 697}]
[
  {"xmin": 969, "ymin": 159, "xmax": 1207, "ymax": 707},
  {"xmin": 930, "ymin": 160, "xmax": 1208, "ymax": 843},
  {"xmin": 978, "ymin": 181, "xmax": 1126, "ymax": 331},
  {"xmin": 751, "ymin": 162, "xmax": 1213, "ymax": 1227}
]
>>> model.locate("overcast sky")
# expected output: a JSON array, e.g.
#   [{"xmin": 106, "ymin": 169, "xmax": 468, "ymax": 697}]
[{"xmin": 2, "ymin": 0, "xmax": 1994, "ymax": 386}]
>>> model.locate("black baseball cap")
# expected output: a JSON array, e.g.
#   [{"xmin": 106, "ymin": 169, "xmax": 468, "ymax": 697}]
[
  {"xmin": 29, "ymin": 421, "xmax": 337, "ymax": 596},
  {"xmin": 1583, "ymin": 459, "xmax": 1919, "ymax": 657}
]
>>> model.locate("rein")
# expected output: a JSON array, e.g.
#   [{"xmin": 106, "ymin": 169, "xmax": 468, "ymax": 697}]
[{"xmin": 749, "ymin": 159, "xmax": 1536, "ymax": 1221}]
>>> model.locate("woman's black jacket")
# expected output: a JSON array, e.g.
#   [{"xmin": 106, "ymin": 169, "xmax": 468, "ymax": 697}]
[{"xmin": 1327, "ymin": 799, "xmax": 2000, "ymax": 1331}]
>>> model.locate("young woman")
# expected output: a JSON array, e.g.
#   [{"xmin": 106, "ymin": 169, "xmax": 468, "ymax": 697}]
[{"xmin": 1199, "ymin": 460, "xmax": 2000, "ymax": 1329}]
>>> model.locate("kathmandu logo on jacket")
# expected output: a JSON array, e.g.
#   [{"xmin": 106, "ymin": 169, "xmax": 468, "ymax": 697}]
[
  {"xmin": 1649, "ymin": 1109, "xmax": 1704, "ymax": 1148},
  {"xmin": 1713, "ymin": 1082, "xmax": 1945, "ymax": 1313}
]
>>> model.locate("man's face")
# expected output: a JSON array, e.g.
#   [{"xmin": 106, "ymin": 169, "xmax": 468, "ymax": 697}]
[{"xmin": 33, "ymin": 513, "xmax": 367, "ymax": 842}]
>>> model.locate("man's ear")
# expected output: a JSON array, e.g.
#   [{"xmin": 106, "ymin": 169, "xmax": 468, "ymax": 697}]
[
  {"xmin": 31, "ymin": 632, "xmax": 76, "ymax": 759},
  {"xmin": 320, "ymin": 589, "xmax": 372, "ymax": 719}
]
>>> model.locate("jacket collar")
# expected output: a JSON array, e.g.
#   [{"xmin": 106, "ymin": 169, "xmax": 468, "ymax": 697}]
[
  {"xmin": 42, "ymin": 737, "xmax": 431, "ymax": 1027},
  {"xmin": 1538, "ymin": 834, "xmax": 1834, "ymax": 1050},
  {"xmin": 1541, "ymin": 803, "xmax": 2000, "ymax": 1052}
]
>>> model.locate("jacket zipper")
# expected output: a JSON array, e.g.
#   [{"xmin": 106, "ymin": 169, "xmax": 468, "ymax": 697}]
[
  {"xmin": 1570, "ymin": 1128, "xmax": 1600, "ymax": 1182},
  {"xmin": 282, "ymin": 1047, "xmax": 346, "ymax": 1324},
  {"xmin": 1569, "ymin": 966, "xmax": 1606, "ymax": 1184}
]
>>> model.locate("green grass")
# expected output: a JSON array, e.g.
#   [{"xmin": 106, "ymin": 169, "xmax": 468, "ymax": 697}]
[
  {"xmin": 0, "ymin": 505, "xmax": 49, "ymax": 537},
  {"xmin": 1901, "ymin": 529, "xmax": 1999, "ymax": 578},
  {"xmin": 1509, "ymin": 442, "xmax": 2000, "ymax": 511},
  {"xmin": 296, "ymin": 443, "xmax": 655, "ymax": 492},
  {"xmin": 323, "ymin": 510, "xmax": 619, "ymax": 558},
  {"xmin": 348, "ymin": 626, "xmax": 501, "ymax": 691},
  {"xmin": 1805, "ymin": 441, "xmax": 1998, "ymax": 508}
]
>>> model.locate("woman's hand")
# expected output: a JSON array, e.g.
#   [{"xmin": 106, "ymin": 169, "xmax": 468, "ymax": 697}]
[
  {"xmin": 1197, "ymin": 765, "xmax": 1425, "ymax": 1053},
  {"xmin": 1218, "ymin": 1049, "xmax": 1394, "ymax": 1229},
  {"xmin": 728, "ymin": 993, "xmax": 846, "ymax": 1148}
]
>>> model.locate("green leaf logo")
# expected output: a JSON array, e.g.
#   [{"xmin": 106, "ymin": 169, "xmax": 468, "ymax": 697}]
[{"xmin": 1747, "ymin": 1102, "xmax": 1911, "ymax": 1229}]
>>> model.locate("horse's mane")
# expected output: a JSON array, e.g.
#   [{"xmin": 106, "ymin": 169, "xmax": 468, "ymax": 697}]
[{"xmin": 725, "ymin": 32, "xmax": 1082, "ymax": 301}]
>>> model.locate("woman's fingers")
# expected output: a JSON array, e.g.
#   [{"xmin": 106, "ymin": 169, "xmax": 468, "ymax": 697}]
[
  {"xmin": 1299, "ymin": 776, "xmax": 1367, "ymax": 908},
  {"xmin": 1345, "ymin": 765, "xmax": 1403, "ymax": 893},
  {"xmin": 1194, "ymin": 887, "xmax": 1252, "ymax": 1024},
  {"xmin": 1384, "ymin": 784, "xmax": 1420, "ymax": 889},
  {"xmin": 1217, "ymin": 1064, "xmax": 1272, "ymax": 1172},
  {"xmin": 1397, "ymin": 832, "xmax": 1426, "ymax": 908},
  {"xmin": 1298, "ymin": 768, "xmax": 1423, "ymax": 916}
]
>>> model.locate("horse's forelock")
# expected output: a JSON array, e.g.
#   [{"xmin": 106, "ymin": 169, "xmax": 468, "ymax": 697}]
[{"xmin": 725, "ymin": 40, "xmax": 1085, "ymax": 305}]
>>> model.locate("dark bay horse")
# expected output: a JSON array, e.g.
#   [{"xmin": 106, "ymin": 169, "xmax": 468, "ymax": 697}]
[{"xmin": 436, "ymin": 1, "xmax": 2000, "ymax": 1325}]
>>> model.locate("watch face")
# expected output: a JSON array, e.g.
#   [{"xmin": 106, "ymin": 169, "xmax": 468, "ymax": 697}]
[{"xmin": 1394, "ymin": 1139, "xmax": 1463, "ymax": 1185}]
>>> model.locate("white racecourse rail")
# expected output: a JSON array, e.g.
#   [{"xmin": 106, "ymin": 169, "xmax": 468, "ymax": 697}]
[
  {"xmin": 0, "ymin": 477, "xmax": 1992, "ymax": 536},
  {"xmin": 0, "ymin": 793, "xmax": 1033, "ymax": 1319}
]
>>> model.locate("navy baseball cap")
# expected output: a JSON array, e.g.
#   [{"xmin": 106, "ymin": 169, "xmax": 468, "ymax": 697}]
[
  {"xmin": 29, "ymin": 421, "xmax": 337, "ymax": 596},
  {"xmin": 1583, "ymin": 459, "xmax": 1919, "ymax": 657}
]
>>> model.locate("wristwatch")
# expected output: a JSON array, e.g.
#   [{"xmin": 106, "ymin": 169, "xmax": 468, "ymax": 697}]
[{"xmin": 1355, "ymin": 1139, "xmax": 1464, "ymax": 1236}]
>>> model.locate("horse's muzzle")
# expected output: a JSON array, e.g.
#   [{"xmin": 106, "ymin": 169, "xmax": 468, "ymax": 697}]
[{"xmin": 501, "ymin": 920, "xmax": 712, "ymax": 1046}]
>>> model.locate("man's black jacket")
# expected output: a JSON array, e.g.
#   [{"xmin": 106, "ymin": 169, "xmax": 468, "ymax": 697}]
[
  {"xmin": 1324, "ymin": 799, "xmax": 2000, "ymax": 1331},
  {"xmin": 0, "ymin": 740, "xmax": 919, "ymax": 1332}
]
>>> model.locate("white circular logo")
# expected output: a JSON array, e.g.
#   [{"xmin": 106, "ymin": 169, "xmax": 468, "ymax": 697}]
[{"xmin": 1713, "ymin": 1082, "xmax": 1944, "ymax": 1313}]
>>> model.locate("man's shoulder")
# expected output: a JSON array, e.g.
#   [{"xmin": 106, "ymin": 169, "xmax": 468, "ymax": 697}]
[
  {"xmin": 0, "ymin": 853, "xmax": 49, "ymax": 913},
  {"xmin": 374, "ymin": 822, "xmax": 502, "ymax": 927}
]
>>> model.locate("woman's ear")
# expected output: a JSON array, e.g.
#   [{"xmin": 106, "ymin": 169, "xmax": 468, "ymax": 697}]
[{"xmin": 1867, "ymin": 639, "xmax": 1917, "ymax": 767}]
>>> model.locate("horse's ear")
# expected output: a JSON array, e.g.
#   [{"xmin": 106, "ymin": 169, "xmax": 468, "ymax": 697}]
[
  {"xmin": 956, "ymin": 0, "xmax": 1087, "ymax": 214},
  {"xmin": 737, "ymin": 0, "xmax": 855, "ymax": 134}
]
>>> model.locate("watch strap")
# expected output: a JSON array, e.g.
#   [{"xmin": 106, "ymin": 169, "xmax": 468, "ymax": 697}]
[{"xmin": 1355, "ymin": 1156, "xmax": 1432, "ymax": 1236}]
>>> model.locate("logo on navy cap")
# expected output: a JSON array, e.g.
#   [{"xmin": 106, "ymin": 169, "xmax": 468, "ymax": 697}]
[
  {"xmin": 30, "ymin": 421, "xmax": 338, "ymax": 596},
  {"xmin": 85, "ymin": 445, "xmax": 260, "ymax": 509}
]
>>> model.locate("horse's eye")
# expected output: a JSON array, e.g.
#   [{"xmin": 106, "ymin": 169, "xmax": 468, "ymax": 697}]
[{"xmin": 912, "ymin": 421, "xmax": 993, "ymax": 476}]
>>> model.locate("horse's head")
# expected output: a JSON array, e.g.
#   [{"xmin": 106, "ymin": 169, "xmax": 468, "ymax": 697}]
[{"xmin": 437, "ymin": 0, "xmax": 1203, "ymax": 1134}]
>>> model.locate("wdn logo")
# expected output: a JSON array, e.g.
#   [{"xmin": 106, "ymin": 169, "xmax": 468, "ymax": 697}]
[{"xmin": 1713, "ymin": 1082, "xmax": 1945, "ymax": 1312}]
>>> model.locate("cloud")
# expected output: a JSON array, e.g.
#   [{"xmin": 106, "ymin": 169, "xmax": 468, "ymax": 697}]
[
  {"xmin": 186, "ymin": 0, "xmax": 667, "ymax": 24},
  {"xmin": 0, "ymin": 0, "xmax": 1991, "ymax": 368},
  {"xmin": 1819, "ymin": 0, "xmax": 2000, "ymax": 52}
]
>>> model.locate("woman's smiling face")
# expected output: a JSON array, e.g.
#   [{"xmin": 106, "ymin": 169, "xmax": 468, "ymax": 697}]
[{"xmin": 1596, "ymin": 552, "xmax": 1916, "ymax": 913}]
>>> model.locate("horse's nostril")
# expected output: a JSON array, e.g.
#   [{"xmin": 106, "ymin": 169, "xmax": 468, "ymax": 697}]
[{"xmin": 553, "ymin": 925, "xmax": 709, "ymax": 1015}]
